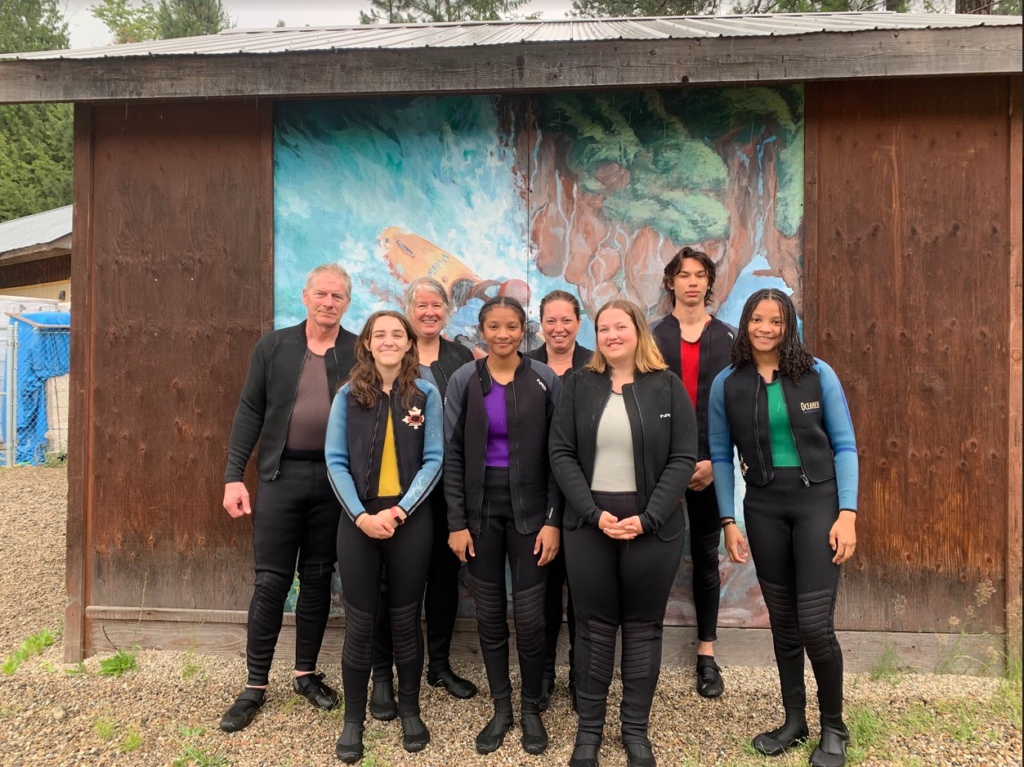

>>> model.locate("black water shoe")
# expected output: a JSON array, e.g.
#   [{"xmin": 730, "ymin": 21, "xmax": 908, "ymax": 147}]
[{"xmin": 219, "ymin": 687, "xmax": 265, "ymax": 732}]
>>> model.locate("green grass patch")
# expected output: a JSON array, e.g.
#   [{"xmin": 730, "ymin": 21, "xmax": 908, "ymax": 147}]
[
  {"xmin": 897, "ymin": 702, "xmax": 938, "ymax": 736},
  {"xmin": 93, "ymin": 717, "xmax": 118, "ymax": 741},
  {"xmin": 281, "ymin": 694, "xmax": 303, "ymax": 714},
  {"xmin": 869, "ymin": 640, "xmax": 909, "ymax": 683},
  {"xmin": 172, "ymin": 743, "xmax": 231, "ymax": 767},
  {"xmin": 178, "ymin": 725, "xmax": 206, "ymax": 738},
  {"xmin": 98, "ymin": 647, "xmax": 137, "ymax": 677},
  {"xmin": 65, "ymin": 660, "xmax": 90, "ymax": 675},
  {"xmin": 120, "ymin": 728, "xmax": 142, "ymax": 752},
  {"xmin": 846, "ymin": 704, "xmax": 889, "ymax": 764},
  {"xmin": 1, "ymin": 628, "xmax": 57, "ymax": 675}
]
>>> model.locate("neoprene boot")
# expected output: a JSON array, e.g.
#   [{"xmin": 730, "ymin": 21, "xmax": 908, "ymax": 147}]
[
  {"xmin": 475, "ymin": 696, "xmax": 514, "ymax": 754},
  {"xmin": 810, "ymin": 717, "xmax": 849, "ymax": 767},
  {"xmin": 520, "ymin": 698, "xmax": 549, "ymax": 755},
  {"xmin": 753, "ymin": 707, "xmax": 810, "ymax": 756}
]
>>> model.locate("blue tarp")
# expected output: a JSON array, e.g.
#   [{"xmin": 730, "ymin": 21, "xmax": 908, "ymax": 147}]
[{"xmin": 1, "ymin": 312, "xmax": 70, "ymax": 465}]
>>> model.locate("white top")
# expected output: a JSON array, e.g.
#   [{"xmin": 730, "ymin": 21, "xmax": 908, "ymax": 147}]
[{"xmin": 590, "ymin": 392, "xmax": 637, "ymax": 493}]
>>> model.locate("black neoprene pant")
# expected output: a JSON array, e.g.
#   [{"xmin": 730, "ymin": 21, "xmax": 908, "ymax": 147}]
[
  {"xmin": 246, "ymin": 457, "xmax": 341, "ymax": 687},
  {"xmin": 466, "ymin": 468, "xmax": 549, "ymax": 702},
  {"xmin": 565, "ymin": 492, "xmax": 684, "ymax": 747},
  {"xmin": 686, "ymin": 484, "xmax": 722, "ymax": 644},
  {"xmin": 371, "ymin": 485, "xmax": 462, "ymax": 682},
  {"xmin": 337, "ymin": 495, "xmax": 433, "ymax": 722},
  {"xmin": 542, "ymin": 548, "xmax": 576, "ymax": 683},
  {"xmin": 744, "ymin": 468, "xmax": 844, "ymax": 720}
]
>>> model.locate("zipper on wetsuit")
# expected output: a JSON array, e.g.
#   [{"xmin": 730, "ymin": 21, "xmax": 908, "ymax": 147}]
[
  {"xmin": 582, "ymin": 383, "xmax": 614, "ymax": 529},
  {"xmin": 752, "ymin": 374, "xmax": 770, "ymax": 485},
  {"xmin": 781, "ymin": 381, "xmax": 811, "ymax": 487},
  {"xmin": 630, "ymin": 383, "xmax": 652, "ymax": 500},
  {"xmin": 274, "ymin": 349, "xmax": 308, "ymax": 480},
  {"xmin": 366, "ymin": 393, "xmax": 383, "ymax": 493}
]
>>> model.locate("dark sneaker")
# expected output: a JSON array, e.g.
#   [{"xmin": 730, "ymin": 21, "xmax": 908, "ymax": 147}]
[
  {"xmin": 292, "ymin": 671, "xmax": 339, "ymax": 710},
  {"xmin": 219, "ymin": 687, "xmax": 265, "ymax": 732},
  {"xmin": 696, "ymin": 655, "xmax": 724, "ymax": 699}
]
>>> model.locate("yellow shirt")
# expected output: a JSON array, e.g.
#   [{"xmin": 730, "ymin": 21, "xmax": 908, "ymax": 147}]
[{"xmin": 379, "ymin": 408, "xmax": 402, "ymax": 497}]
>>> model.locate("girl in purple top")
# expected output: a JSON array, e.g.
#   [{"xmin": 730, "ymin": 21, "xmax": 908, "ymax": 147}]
[{"xmin": 444, "ymin": 296, "xmax": 564, "ymax": 757}]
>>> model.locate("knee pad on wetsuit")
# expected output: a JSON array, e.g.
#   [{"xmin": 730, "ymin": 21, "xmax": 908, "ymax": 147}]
[
  {"xmin": 796, "ymin": 589, "xmax": 838, "ymax": 665},
  {"xmin": 620, "ymin": 621, "xmax": 660, "ymax": 682},
  {"xmin": 389, "ymin": 601, "xmax": 422, "ymax": 667},
  {"xmin": 758, "ymin": 579, "xmax": 802, "ymax": 649},
  {"xmin": 581, "ymin": 619, "xmax": 617, "ymax": 688},
  {"xmin": 691, "ymin": 530, "xmax": 723, "ymax": 589},
  {"xmin": 342, "ymin": 601, "xmax": 375, "ymax": 672},
  {"xmin": 512, "ymin": 581, "xmax": 546, "ymax": 657},
  {"xmin": 466, "ymin": 573, "xmax": 507, "ymax": 645},
  {"xmin": 297, "ymin": 563, "xmax": 334, "ymax": 608},
  {"xmin": 251, "ymin": 571, "xmax": 293, "ymax": 625}
]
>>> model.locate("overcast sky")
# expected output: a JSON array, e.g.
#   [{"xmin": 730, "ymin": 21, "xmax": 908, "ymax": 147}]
[{"xmin": 63, "ymin": 0, "xmax": 577, "ymax": 49}]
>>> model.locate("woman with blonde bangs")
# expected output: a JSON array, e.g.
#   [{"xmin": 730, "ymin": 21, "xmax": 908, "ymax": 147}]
[{"xmin": 549, "ymin": 300, "xmax": 698, "ymax": 767}]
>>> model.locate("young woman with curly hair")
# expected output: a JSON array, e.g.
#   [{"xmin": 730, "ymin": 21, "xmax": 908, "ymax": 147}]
[{"xmin": 708, "ymin": 289, "xmax": 859, "ymax": 767}]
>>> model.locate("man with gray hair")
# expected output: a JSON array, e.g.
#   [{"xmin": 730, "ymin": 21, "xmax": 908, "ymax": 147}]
[{"xmin": 219, "ymin": 263, "xmax": 357, "ymax": 732}]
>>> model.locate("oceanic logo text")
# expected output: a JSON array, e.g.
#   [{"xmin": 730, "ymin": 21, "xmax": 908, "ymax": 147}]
[{"xmin": 800, "ymin": 401, "xmax": 821, "ymax": 412}]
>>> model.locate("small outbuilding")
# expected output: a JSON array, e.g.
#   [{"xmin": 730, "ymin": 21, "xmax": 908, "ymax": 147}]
[
  {"xmin": 0, "ymin": 205, "xmax": 72, "ymax": 301},
  {"xmin": 0, "ymin": 11, "xmax": 1020, "ymax": 670}
]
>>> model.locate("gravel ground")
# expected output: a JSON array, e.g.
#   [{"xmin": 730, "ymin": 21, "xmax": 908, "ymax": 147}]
[{"xmin": 0, "ymin": 467, "xmax": 1020, "ymax": 767}]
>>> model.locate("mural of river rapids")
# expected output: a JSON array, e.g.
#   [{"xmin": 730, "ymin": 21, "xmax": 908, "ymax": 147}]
[{"xmin": 274, "ymin": 88, "xmax": 806, "ymax": 630}]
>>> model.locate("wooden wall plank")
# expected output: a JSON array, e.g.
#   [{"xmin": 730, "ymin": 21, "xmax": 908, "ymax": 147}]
[
  {"xmin": 1008, "ymin": 75, "xmax": 1022, "ymax": 648},
  {"xmin": 1, "ymin": 28, "xmax": 1020, "ymax": 104},
  {"xmin": 810, "ymin": 77, "xmax": 1011, "ymax": 633},
  {"xmin": 65, "ymin": 104, "xmax": 94, "ymax": 662},
  {"xmin": 86, "ymin": 608, "xmax": 1005, "ymax": 675},
  {"xmin": 85, "ymin": 101, "xmax": 268, "ymax": 613}
]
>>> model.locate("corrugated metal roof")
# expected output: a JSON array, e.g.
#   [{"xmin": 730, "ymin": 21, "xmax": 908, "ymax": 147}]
[
  {"xmin": 3, "ymin": 12, "xmax": 1019, "ymax": 60},
  {"xmin": 0, "ymin": 206, "xmax": 73, "ymax": 258}
]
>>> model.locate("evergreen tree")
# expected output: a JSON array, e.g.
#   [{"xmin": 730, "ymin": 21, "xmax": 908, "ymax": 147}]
[
  {"xmin": 570, "ymin": 1, "xmax": 719, "ymax": 16},
  {"xmin": 0, "ymin": 0, "xmax": 73, "ymax": 223},
  {"xmin": 156, "ymin": 0, "xmax": 231, "ymax": 38},
  {"xmin": 90, "ymin": 0, "xmax": 159, "ymax": 44},
  {"xmin": 360, "ymin": 1, "xmax": 528, "ymax": 24}
]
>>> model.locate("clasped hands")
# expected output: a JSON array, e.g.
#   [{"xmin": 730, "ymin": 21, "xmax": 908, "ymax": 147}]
[
  {"xmin": 355, "ymin": 507, "xmax": 407, "ymax": 539},
  {"xmin": 597, "ymin": 511, "xmax": 643, "ymax": 540}
]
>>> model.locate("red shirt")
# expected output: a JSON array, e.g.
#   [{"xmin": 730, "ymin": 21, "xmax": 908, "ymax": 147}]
[{"xmin": 680, "ymin": 337, "xmax": 700, "ymax": 411}]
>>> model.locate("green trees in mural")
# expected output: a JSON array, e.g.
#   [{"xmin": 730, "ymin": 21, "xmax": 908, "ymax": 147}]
[
  {"xmin": 360, "ymin": 0, "xmax": 528, "ymax": 24},
  {"xmin": 0, "ymin": 0, "xmax": 72, "ymax": 223}
]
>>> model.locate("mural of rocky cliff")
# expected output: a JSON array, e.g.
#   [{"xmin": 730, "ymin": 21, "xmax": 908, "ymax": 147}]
[{"xmin": 274, "ymin": 88, "xmax": 804, "ymax": 627}]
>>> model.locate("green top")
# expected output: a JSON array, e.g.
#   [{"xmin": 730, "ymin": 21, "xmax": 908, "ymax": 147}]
[{"xmin": 766, "ymin": 379, "xmax": 801, "ymax": 467}]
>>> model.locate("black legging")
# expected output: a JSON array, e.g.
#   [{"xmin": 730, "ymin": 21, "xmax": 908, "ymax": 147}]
[
  {"xmin": 744, "ymin": 468, "xmax": 844, "ymax": 721},
  {"xmin": 371, "ymin": 485, "xmax": 462, "ymax": 682},
  {"xmin": 246, "ymin": 456, "xmax": 341, "ymax": 687},
  {"xmin": 686, "ymin": 485, "xmax": 722, "ymax": 644},
  {"xmin": 466, "ymin": 467, "xmax": 548, "ymax": 703},
  {"xmin": 338, "ymin": 496, "xmax": 433, "ymax": 722},
  {"xmin": 565, "ymin": 492, "xmax": 684, "ymax": 747},
  {"xmin": 542, "ymin": 548, "xmax": 576, "ymax": 684}
]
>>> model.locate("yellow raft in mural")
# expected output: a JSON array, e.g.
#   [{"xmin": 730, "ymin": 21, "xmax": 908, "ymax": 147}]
[{"xmin": 379, "ymin": 226, "xmax": 479, "ymax": 288}]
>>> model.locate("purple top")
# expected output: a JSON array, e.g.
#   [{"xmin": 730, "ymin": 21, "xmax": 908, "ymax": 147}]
[{"xmin": 483, "ymin": 381, "xmax": 510, "ymax": 467}]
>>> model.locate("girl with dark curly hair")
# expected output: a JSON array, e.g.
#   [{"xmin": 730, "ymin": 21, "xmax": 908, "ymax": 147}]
[{"xmin": 708, "ymin": 289, "xmax": 859, "ymax": 767}]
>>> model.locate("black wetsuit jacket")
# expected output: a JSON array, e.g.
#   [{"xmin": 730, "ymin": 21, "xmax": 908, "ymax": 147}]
[
  {"xmin": 225, "ymin": 321, "xmax": 357, "ymax": 483},
  {"xmin": 549, "ymin": 368, "xmax": 698, "ymax": 541},
  {"xmin": 651, "ymin": 314, "xmax": 735, "ymax": 461},
  {"xmin": 443, "ymin": 355, "xmax": 564, "ymax": 536},
  {"xmin": 526, "ymin": 343, "xmax": 594, "ymax": 381},
  {"xmin": 427, "ymin": 337, "xmax": 475, "ymax": 398}
]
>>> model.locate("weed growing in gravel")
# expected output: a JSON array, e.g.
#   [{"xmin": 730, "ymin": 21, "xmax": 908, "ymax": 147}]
[
  {"xmin": 173, "ymin": 725, "xmax": 228, "ymax": 767},
  {"xmin": 120, "ymin": 728, "xmax": 142, "ymax": 753},
  {"xmin": 181, "ymin": 649, "xmax": 208, "ymax": 682},
  {"xmin": 281, "ymin": 694, "xmax": 303, "ymax": 713},
  {"xmin": 1, "ymin": 627, "xmax": 57, "ymax": 674},
  {"xmin": 361, "ymin": 753, "xmax": 390, "ymax": 767},
  {"xmin": 99, "ymin": 646, "xmax": 138, "ymax": 676},
  {"xmin": 869, "ymin": 640, "xmax": 909, "ymax": 683},
  {"xmin": 935, "ymin": 580, "xmax": 998, "ymax": 675},
  {"xmin": 93, "ymin": 717, "xmax": 117, "ymax": 741},
  {"xmin": 172, "ymin": 743, "xmax": 231, "ymax": 767},
  {"xmin": 65, "ymin": 660, "xmax": 90, "ymax": 675}
]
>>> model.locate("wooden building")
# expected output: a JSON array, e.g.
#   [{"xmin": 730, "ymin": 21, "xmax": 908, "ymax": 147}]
[
  {"xmin": 0, "ymin": 205, "xmax": 72, "ymax": 301},
  {"xmin": 0, "ymin": 12, "xmax": 1020, "ymax": 671}
]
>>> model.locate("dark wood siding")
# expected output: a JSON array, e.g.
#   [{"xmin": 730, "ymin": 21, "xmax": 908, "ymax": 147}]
[
  {"xmin": 69, "ymin": 102, "xmax": 273, "ymax": 656},
  {"xmin": 0, "ymin": 254, "xmax": 71, "ymax": 291},
  {"xmin": 805, "ymin": 77, "xmax": 1013, "ymax": 633}
]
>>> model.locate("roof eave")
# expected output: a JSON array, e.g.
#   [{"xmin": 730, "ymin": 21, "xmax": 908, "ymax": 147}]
[{"xmin": 1, "ymin": 27, "xmax": 1020, "ymax": 105}]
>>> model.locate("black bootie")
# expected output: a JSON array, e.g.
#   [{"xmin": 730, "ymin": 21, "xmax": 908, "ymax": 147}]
[
  {"xmin": 753, "ymin": 707, "xmax": 810, "ymax": 756},
  {"xmin": 810, "ymin": 717, "xmax": 849, "ymax": 767},
  {"xmin": 335, "ymin": 721, "xmax": 365, "ymax": 764},
  {"xmin": 475, "ymin": 696, "xmax": 514, "ymax": 754},
  {"xmin": 520, "ymin": 698, "xmax": 548, "ymax": 755}
]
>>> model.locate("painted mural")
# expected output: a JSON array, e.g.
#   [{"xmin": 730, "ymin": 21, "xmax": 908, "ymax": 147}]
[{"xmin": 274, "ymin": 87, "xmax": 805, "ymax": 628}]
